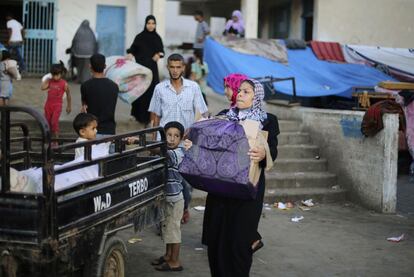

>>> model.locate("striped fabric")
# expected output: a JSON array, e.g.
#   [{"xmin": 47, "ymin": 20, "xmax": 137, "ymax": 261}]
[
  {"xmin": 166, "ymin": 148, "xmax": 185, "ymax": 203},
  {"xmin": 310, "ymin": 41, "xmax": 345, "ymax": 62}
]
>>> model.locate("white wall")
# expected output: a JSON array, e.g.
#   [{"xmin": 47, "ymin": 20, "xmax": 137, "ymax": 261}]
[
  {"xmin": 55, "ymin": 0, "xmax": 138, "ymax": 65},
  {"xmin": 313, "ymin": 0, "xmax": 414, "ymax": 47},
  {"xmin": 136, "ymin": 0, "xmax": 152, "ymax": 31},
  {"xmin": 165, "ymin": 1, "xmax": 196, "ymax": 46},
  {"xmin": 210, "ymin": 17, "xmax": 227, "ymax": 37},
  {"xmin": 55, "ymin": 0, "xmax": 229, "ymax": 66}
]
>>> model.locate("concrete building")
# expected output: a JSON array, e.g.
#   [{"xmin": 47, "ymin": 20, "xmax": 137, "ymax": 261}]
[
  {"xmin": 177, "ymin": 0, "xmax": 414, "ymax": 47},
  {"xmin": 0, "ymin": 0, "xmax": 213, "ymax": 74},
  {"xmin": 1, "ymin": 0, "xmax": 413, "ymax": 74}
]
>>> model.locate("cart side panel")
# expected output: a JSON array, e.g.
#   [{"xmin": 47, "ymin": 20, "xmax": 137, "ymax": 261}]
[
  {"xmin": 57, "ymin": 164, "xmax": 166, "ymax": 233},
  {"xmin": 0, "ymin": 197, "xmax": 43, "ymax": 243}
]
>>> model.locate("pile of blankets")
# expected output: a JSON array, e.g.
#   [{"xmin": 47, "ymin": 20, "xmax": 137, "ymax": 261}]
[
  {"xmin": 361, "ymin": 100, "xmax": 406, "ymax": 137},
  {"xmin": 105, "ymin": 56, "xmax": 153, "ymax": 104},
  {"xmin": 3, "ymin": 142, "xmax": 110, "ymax": 194},
  {"xmin": 212, "ymin": 36, "xmax": 288, "ymax": 64},
  {"xmin": 179, "ymin": 118, "xmax": 273, "ymax": 199},
  {"xmin": 309, "ymin": 41, "xmax": 414, "ymax": 82}
]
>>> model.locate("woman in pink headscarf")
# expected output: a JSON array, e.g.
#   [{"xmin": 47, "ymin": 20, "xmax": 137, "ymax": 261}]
[
  {"xmin": 224, "ymin": 73, "xmax": 248, "ymax": 108},
  {"xmin": 223, "ymin": 10, "xmax": 245, "ymax": 37}
]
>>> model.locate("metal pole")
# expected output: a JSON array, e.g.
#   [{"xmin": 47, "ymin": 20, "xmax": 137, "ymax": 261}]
[
  {"xmin": 291, "ymin": 77, "xmax": 298, "ymax": 103},
  {"xmin": 0, "ymin": 110, "xmax": 10, "ymax": 192}
]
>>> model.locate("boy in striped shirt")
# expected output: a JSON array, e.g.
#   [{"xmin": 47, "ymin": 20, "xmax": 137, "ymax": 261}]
[{"xmin": 152, "ymin": 121, "xmax": 192, "ymax": 272}]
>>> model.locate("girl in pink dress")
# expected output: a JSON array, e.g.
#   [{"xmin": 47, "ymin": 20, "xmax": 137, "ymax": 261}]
[{"xmin": 41, "ymin": 63, "xmax": 72, "ymax": 145}]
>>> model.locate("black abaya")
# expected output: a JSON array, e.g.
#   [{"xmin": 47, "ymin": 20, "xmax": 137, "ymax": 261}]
[
  {"xmin": 202, "ymin": 113, "xmax": 279, "ymax": 277},
  {"xmin": 127, "ymin": 16, "xmax": 164, "ymax": 124}
]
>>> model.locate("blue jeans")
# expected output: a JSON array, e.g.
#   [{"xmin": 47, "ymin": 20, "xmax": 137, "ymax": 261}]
[{"xmin": 7, "ymin": 42, "xmax": 25, "ymax": 72}]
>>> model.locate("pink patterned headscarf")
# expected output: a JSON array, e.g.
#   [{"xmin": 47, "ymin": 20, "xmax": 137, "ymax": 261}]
[
  {"xmin": 224, "ymin": 73, "xmax": 248, "ymax": 108},
  {"xmin": 226, "ymin": 79, "xmax": 267, "ymax": 125}
]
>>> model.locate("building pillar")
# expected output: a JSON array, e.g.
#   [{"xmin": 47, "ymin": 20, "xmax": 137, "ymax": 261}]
[
  {"xmin": 241, "ymin": 0, "xmax": 259, "ymax": 38},
  {"xmin": 152, "ymin": 0, "xmax": 166, "ymax": 78},
  {"xmin": 312, "ymin": 0, "xmax": 319, "ymax": 40},
  {"xmin": 152, "ymin": 0, "xmax": 166, "ymax": 40}
]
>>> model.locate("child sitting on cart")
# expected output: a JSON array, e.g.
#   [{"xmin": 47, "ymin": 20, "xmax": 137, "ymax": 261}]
[
  {"xmin": 73, "ymin": 113, "xmax": 101, "ymax": 159},
  {"xmin": 1, "ymin": 114, "xmax": 110, "ymax": 194}
]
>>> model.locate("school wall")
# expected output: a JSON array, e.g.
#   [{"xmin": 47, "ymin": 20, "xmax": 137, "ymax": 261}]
[
  {"xmin": 54, "ymin": 0, "xmax": 225, "ymax": 71},
  {"xmin": 55, "ymin": 0, "xmax": 138, "ymax": 66},
  {"xmin": 266, "ymin": 104, "xmax": 398, "ymax": 213},
  {"xmin": 313, "ymin": 0, "xmax": 414, "ymax": 47},
  {"xmin": 163, "ymin": 2, "xmax": 194, "ymax": 46},
  {"xmin": 164, "ymin": 1, "xmax": 227, "ymax": 46}
]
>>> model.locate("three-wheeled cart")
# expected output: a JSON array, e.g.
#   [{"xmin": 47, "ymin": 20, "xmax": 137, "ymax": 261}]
[{"xmin": 0, "ymin": 106, "xmax": 167, "ymax": 276}]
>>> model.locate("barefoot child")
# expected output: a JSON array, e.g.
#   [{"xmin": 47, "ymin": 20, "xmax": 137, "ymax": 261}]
[{"xmin": 41, "ymin": 63, "xmax": 71, "ymax": 144}]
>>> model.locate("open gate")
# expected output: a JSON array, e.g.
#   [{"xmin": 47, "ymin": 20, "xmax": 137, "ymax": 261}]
[{"xmin": 23, "ymin": 0, "xmax": 56, "ymax": 75}]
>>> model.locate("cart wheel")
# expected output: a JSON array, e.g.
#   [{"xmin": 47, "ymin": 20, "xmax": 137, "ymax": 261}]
[{"xmin": 86, "ymin": 236, "xmax": 127, "ymax": 277}]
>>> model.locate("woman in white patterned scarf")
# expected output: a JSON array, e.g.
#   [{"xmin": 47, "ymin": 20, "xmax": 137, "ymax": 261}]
[{"xmin": 226, "ymin": 79, "xmax": 268, "ymax": 126}]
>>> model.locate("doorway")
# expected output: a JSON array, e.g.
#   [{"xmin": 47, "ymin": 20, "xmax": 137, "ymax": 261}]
[
  {"xmin": 0, "ymin": 1, "xmax": 23, "ymax": 50},
  {"xmin": 302, "ymin": 0, "xmax": 313, "ymax": 41},
  {"xmin": 269, "ymin": 4, "xmax": 291, "ymax": 39},
  {"xmin": 397, "ymin": 147, "xmax": 414, "ymax": 215},
  {"xmin": 96, "ymin": 5, "xmax": 126, "ymax": 57},
  {"xmin": 22, "ymin": 0, "xmax": 56, "ymax": 75}
]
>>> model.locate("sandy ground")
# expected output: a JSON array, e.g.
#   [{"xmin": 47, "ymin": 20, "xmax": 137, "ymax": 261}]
[{"xmin": 120, "ymin": 202, "xmax": 414, "ymax": 277}]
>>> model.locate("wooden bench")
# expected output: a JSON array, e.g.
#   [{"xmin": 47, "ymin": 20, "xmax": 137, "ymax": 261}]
[
  {"xmin": 352, "ymin": 86, "xmax": 395, "ymax": 109},
  {"xmin": 352, "ymin": 81, "xmax": 414, "ymax": 109},
  {"xmin": 352, "ymin": 92, "xmax": 396, "ymax": 109},
  {"xmin": 378, "ymin": 81, "xmax": 414, "ymax": 90}
]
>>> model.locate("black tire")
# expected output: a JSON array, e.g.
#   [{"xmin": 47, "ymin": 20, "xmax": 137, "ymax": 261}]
[{"xmin": 85, "ymin": 236, "xmax": 127, "ymax": 277}]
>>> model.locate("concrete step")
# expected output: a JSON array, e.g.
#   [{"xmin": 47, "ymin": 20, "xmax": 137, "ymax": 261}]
[
  {"xmin": 266, "ymin": 171, "xmax": 337, "ymax": 189},
  {"xmin": 277, "ymin": 144, "xmax": 319, "ymax": 159},
  {"xmin": 274, "ymin": 158, "xmax": 327, "ymax": 172},
  {"xmin": 266, "ymin": 99, "xmax": 301, "ymax": 107},
  {"xmin": 278, "ymin": 132, "xmax": 310, "ymax": 145},
  {"xmin": 264, "ymin": 187, "xmax": 347, "ymax": 204},
  {"xmin": 278, "ymin": 120, "xmax": 302, "ymax": 132}
]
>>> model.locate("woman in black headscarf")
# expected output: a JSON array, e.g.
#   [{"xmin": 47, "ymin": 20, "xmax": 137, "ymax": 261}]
[
  {"xmin": 202, "ymin": 79, "xmax": 279, "ymax": 277},
  {"xmin": 70, "ymin": 20, "xmax": 97, "ymax": 83},
  {"xmin": 127, "ymin": 15, "xmax": 164, "ymax": 125}
]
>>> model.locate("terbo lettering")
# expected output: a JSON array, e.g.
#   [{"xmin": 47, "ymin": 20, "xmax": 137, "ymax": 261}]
[{"xmin": 128, "ymin": 177, "xmax": 149, "ymax": 197}]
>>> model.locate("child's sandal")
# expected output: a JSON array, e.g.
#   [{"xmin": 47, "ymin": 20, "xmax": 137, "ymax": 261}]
[{"xmin": 151, "ymin": 256, "xmax": 166, "ymax": 266}]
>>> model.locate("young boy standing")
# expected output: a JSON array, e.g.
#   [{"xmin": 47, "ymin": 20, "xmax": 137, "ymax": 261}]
[
  {"xmin": 193, "ymin": 10, "xmax": 210, "ymax": 54},
  {"xmin": 151, "ymin": 121, "xmax": 192, "ymax": 272},
  {"xmin": 81, "ymin": 53, "xmax": 118, "ymax": 137}
]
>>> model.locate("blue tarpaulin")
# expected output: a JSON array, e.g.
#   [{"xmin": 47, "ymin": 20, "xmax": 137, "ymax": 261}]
[{"xmin": 204, "ymin": 37, "xmax": 395, "ymax": 98}]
